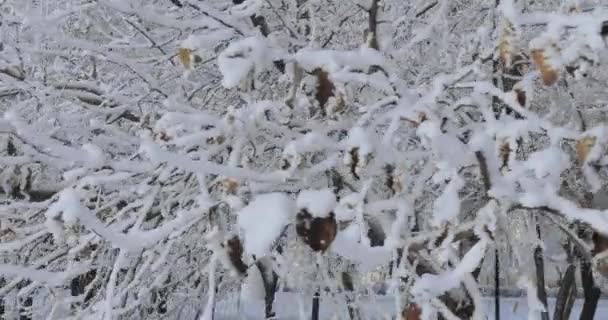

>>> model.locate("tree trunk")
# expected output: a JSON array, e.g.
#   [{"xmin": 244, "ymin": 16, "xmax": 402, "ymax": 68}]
[
  {"xmin": 534, "ymin": 221, "xmax": 549, "ymax": 320},
  {"xmin": 1, "ymin": 277, "xmax": 6, "ymax": 318},
  {"xmin": 495, "ymin": 248, "xmax": 500, "ymax": 320},
  {"xmin": 579, "ymin": 260, "xmax": 601, "ymax": 320},
  {"xmin": 577, "ymin": 195, "xmax": 600, "ymax": 320},
  {"xmin": 553, "ymin": 263, "xmax": 576, "ymax": 320},
  {"xmin": 311, "ymin": 291, "xmax": 320, "ymax": 320},
  {"xmin": 342, "ymin": 272, "xmax": 361, "ymax": 320},
  {"xmin": 256, "ymin": 260, "xmax": 278, "ymax": 319}
]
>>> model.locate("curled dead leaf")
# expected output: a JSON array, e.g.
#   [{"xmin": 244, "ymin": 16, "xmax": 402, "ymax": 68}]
[
  {"xmin": 226, "ymin": 235, "xmax": 248, "ymax": 275},
  {"xmin": 296, "ymin": 209, "xmax": 338, "ymax": 252},
  {"xmin": 576, "ymin": 136, "xmax": 596, "ymax": 163},
  {"xmin": 178, "ymin": 47, "xmax": 192, "ymax": 69},
  {"xmin": 531, "ymin": 49, "xmax": 559, "ymax": 86},
  {"xmin": 313, "ymin": 68, "xmax": 335, "ymax": 108},
  {"xmin": 155, "ymin": 131, "xmax": 170, "ymax": 142},
  {"xmin": 514, "ymin": 88, "xmax": 526, "ymax": 107},
  {"xmin": 418, "ymin": 112, "xmax": 428, "ymax": 123},
  {"xmin": 221, "ymin": 178, "xmax": 239, "ymax": 195},
  {"xmin": 540, "ymin": 67, "xmax": 559, "ymax": 86},
  {"xmin": 384, "ymin": 164, "xmax": 399, "ymax": 195},
  {"xmin": 592, "ymin": 232, "xmax": 608, "ymax": 279},
  {"xmin": 400, "ymin": 112, "xmax": 427, "ymax": 128},
  {"xmin": 499, "ymin": 140, "xmax": 511, "ymax": 172},
  {"xmin": 402, "ymin": 304, "xmax": 422, "ymax": 320},
  {"xmin": 348, "ymin": 147, "xmax": 361, "ymax": 180},
  {"xmin": 498, "ymin": 20, "xmax": 516, "ymax": 68}
]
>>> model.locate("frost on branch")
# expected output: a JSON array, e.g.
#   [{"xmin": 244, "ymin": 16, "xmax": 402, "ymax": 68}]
[
  {"xmin": 3, "ymin": 0, "xmax": 608, "ymax": 319},
  {"xmin": 237, "ymin": 192, "xmax": 294, "ymax": 257},
  {"xmin": 218, "ymin": 37, "xmax": 281, "ymax": 88}
]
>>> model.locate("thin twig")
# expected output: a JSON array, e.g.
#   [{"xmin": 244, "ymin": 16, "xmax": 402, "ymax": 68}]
[
  {"xmin": 475, "ymin": 151, "xmax": 492, "ymax": 194},
  {"xmin": 125, "ymin": 20, "xmax": 176, "ymax": 66},
  {"xmin": 415, "ymin": 1, "xmax": 439, "ymax": 18}
]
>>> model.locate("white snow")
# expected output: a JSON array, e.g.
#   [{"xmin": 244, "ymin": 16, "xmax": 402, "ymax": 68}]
[
  {"xmin": 524, "ymin": 146, "xmax": 570, "ymax": 186},
  {"xmin": 385, "ymin": 203, "xmax": 412, "ymax": 249},
  {"xmin": 334, "ymin": 193, "xmax": 363, "ymax": 221},
  {"xmin": 284, "ymin": 131, "xmax": 339, "ymax": 156},
  {"xmin": 294, "ymin": 47, "xmax": 386, "ymax": 73},
  {"xmin": 345, "ymin": 126, "xmax": 374, "ymax": 157},
  {"xmin": 181, "ymin": 29, "xmax": 234, "ymax": 50},
  {"xmin": 201, "ymin": 255, "xmax": 218, "ymax": 320},
  {"xmin": 7, "ymin": 1, "xmax": 608, "ymax": 319},
  {"xmin": 218, "ymin": 37, "xmax": 282, "ymax": 88},
  {"xmin": 296, "ymin": 189, "xmax": 337, "ymax": 218},
  {"xmin": 45, "ymin": 188, "xmax": 84, "ymax": 227},
  {"xmin": 518, "ymin": 186, "xmax": 608, "ymax": 236},
  {"xmin": 518, "ymin": 276, "xmax": 547, "ymax": 320},
  {"xmin": 213, "ymin": 293, "xmax": 608, "ymax": 320},
  {"xmin": 411, "ymin": 241, "xmax": 487, "ymax": 298},
  {"xmin": 330, "ymin": 224, "xmax": 391, "ymax": 271},
  {"xmin": 82, "ymin": 143, "xmax": 105, "ymax": 169},
  {"xmin": 417, "ymin": 121, "xmax": 472, "ymax": 175},
  {"xmin": 237, "ymin": 193, "xmax": 295, "ymax": 257},
  {"xmin": 0, "ymin": 264, "xmax": 90, "ymax": 287},
  {"xmin": 241, "ymin": 264, "xmax": 265, "ymax": 301},
  {"xmin": 432, "ymin": 175, "xmax": 464, "ymax": 227},
  {"xmin": 499, "ymin": 0, "xmax": 519, "ymax": 24},
  {"xmin": 229, "ymin": 0, "xmax": 262, "ymax": 17},
  {"xmin": 293, "ymin": 48, "xmax": 392, "ymax": 90}
]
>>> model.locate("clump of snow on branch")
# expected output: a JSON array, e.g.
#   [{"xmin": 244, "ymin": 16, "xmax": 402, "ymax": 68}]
[
  {"xmin": 296, "ymin": 188, "xmax": 337, "ymax": 218},
  {"xmin": 237, "ymin": 193, "xmax": 295, "ymax": 257},
  {"xmin": 218, "ymin": 37, "xmax": 282, "ymax": 88}
]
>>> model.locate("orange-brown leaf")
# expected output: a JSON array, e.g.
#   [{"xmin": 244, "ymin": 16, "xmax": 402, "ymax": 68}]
[
  {"xmin": 576, "ymin": 137, "xmax": 596, "ymax": 163},
  {"xmin": 531, "ymin": 48, "xmax": 559, "ymax": 86},
  {"xmin": 221, "ymin": 178, "xmax": 239, "ymax": 195},
  {"xmin": 178, "ymin": 48, "xmax": 192, "ymax": 69},
  {"xmin": 540, "ymin": 66, "xmax": 559, "ymax": 86},
  {"xmin": 498, "ymin": 20, "xmax": 515, "ymax": 67}
]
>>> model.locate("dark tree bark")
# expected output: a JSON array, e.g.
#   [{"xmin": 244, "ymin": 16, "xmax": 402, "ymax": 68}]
[
  {"xmin": 534, "ymin": 221, "xmax": 550, "ymax": 320},
  {"xmin": 169, "ymin": 0, "xmax": 183, "ymax": 7},
  {"xmin": 342, "ymin": 272, "xmax": 360, "ymax": 320},
  {"xmin": 495, "ymin": 248, "xmax": 500, "ymax": 320},
  {"xmin": 576, "ymin": 193, "xmax": 601, "ymax": 320},
  {"xmin": 0, "ymin": 278, "xmax": 4, "ymax": 318},
  {"xmin": 554, "ymin": 263, "xmax": 576, "ymax": 320},
  {"xmin": 579, "ymin": 260, "xmax": 601, "ymax": 320},
  {"xmin": 366, "ymin": 0, "xmax": 380, "ymax": 50},
  {"xmin": 311, "ymin": 290, "xmax": 320, "ymax": 320},
  {"xmin": 256, "ymin": 260, "xmax": 279, "ymax": 319}
]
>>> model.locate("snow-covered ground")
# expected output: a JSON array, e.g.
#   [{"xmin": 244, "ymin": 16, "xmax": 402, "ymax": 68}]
[{"xmin": 214, "ymin": 293, "xmax": 608, "ymax": 319}]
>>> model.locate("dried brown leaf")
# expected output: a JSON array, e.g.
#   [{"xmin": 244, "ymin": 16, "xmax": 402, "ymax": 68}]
[
  {"xmin": 178, "ymin": 47, "xmax": 192, "ymax": 69},
  {"xmin": 498, "ymin": 20, "xmax": 515, "ymax": 67},
  {"xmin": 226, "ymin": 235, "xmax": 248, "ymax": 275},
  {"xmin": 296, "ymin": 209, "xmax": 338, "ymax": 252},
  {"xmin": 402, "ymin": 304, "xmax": 422, "ymax": 320},
  {"xmin": 313, "ymin": 68, "xmax": 335, "ymax": 107},
  {"xmin": 514, "ymin": 88, "xmax": 526, "ymax": 107},
  {"xmin": 531, "ymin": 48, "xmax": 559, "ymax": 86},
  {"xmin": 576, "ymin": 136, "xmax": 596, "ymax": 163}
]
